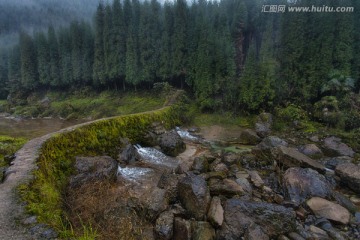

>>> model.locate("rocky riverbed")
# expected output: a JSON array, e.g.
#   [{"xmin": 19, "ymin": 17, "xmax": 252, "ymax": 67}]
[{"xmin": 31, "ymin": 114, "xmax": 360, "ymax": 239}]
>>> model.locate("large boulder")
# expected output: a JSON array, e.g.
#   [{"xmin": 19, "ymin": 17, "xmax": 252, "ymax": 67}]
[
  {"xmin": 252, "ymin": 136, "xmax": 288, "ymax": 161},
  {"xmin": 69, "ymin": 156, "xmax": 118, "ymax": 188},
  {"xmin": 178, "ymin": 173, "xmax": 211, "ymax": 220},
  {"xmin": 255, "ymin": 113, "xmax": 273, "ymax": 138},
  {"xmin": 271, "ymin": 146, "xmax": 326, "ymax": 173},
  {"xmin": 335, "ymin": 163, "xmax": 360, "ymax": 193},
  {"xmin": 283, "ymin": 168, "xmax": 333, "ymax": 206},
  {"xmin": 159, "ymin": 130, "xmax": 186, "ymax": 157},
  {"xmin": 297, "ymin": 144, "xmax": 324, "ymax": 159},
  {"xmin": 217, "ymin": 199, "xmax": 296, "ymax": 239},
  {"xmin": 239, "ymin": 129, "xmax": 261, "ymax": 145},
  {"xmin": 307, "ymin": 197, "xmax": 350, "ymax": 224},
  {"xmin": 322, "ymin": 136, "xmax": 355, "ymax": 157}
]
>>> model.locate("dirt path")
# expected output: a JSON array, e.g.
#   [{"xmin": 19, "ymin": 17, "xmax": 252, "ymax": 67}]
[{"xmin": 0, "ymin": 134, "xmax": 52, "ymax": 239}]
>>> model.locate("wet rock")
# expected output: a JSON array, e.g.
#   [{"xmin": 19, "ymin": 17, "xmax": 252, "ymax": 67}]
[
  {"xmin": 271, "ymin": 146, "xmax": 325, "ymax": 173},
  {"xmin": 39, "ymin": 96, "xmax": 51, "ymax": 108},
  {"xmin": 23, "ymin": 216, "xmax": 38, "ymax": 225},
  {"xmin": 335, "ymin": 163, "xmax": 360, "ymax": 193},
  {"xmin": 298, "ymin": 144, "xmax": 323, "ymax": 159},
  {"xmin": 158, "ymin": 173, "xmax": 181, "ymax": 203},
  {"xmin": 245, "ymin": 224, "xmax": 269, "ymax": 240},
  {"xmin": 174, "ymin": 218, "xmax": 191, "ymax": 240},
  {"xmin": 30, "ymin": 224, "xmax": 58, "ymax": 239},
  {"xmin": 283, "ymin": 168, "xmax": 333, "ymax": 206},
  {"xmin": 178, "ymin": 173, "xmax": 211, "ymax": 220},
  {"xmin": 191, "ymin": 157, "xmax": 209, "ymax": 173},
  {"xmin": 307, "ymin": 197, "xmax": 350, "ymax": 224},
  {"xmin": 323, "ymin": 156, "xmax": 353, "ymax": 170},
  {"xmin": 210, "ymin": 160, "xmax": 229, "ymax": 173},
  {"xmin": 248, "ymin": 170, "xmax": 264, "ymax": 188},
  {"xmin": 217, "ymin": 199, "xmax": 296, "ymax": 239},
  {"xmin": 158, "ymin": 130, "xmax": 186, "ymax": 157},
  {"xmin": 207, "ymin": 196, "xmax": 224, "ymax": 228},
  {"xmin": 322, "ymin": 136, "xmax": 355, "ymax": 157},
  {"xmin": 117, "ymin": 142, "xmax": 139, "ymax": 164},
  {"xmin": 239, "ymin": 129, "xmax": 261, "ymax": 145},
  {"xmin": 208, "ymin": 178, "xmax": 244, "ymax": 197},
  {"xmin": 69, "ymin": 156, "xmax": 118, "ymax": 188},
  {"xmin": 155, "ymin": 211, "xmax": 174, "ymax": 240},
  {"xmin": 40, "ymin": 228, "xmax": 58, "ymax": 239},
  {"xmin": 309, "ymin": 135, "xmax": 320, "ymax": 142},
  {"xmin": 191, "ymin": 221, "xmax": 216, "ymax": 240}
]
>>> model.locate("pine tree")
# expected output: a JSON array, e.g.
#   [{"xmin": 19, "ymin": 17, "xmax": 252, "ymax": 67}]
[
  {"xmin": 93, "ymin": 2, "xmax": 106, "ymax": 86},
  {"xmin": 7, "ymin": 45, "xmax": 22, "ymax": 93},
  {"xmin": 48, "ymin": 26, "xmax": 61, "ymax": 88},
  {"xmin": 0, "ymin": 49, "xmax": 9, "ymax": 98},
  {"xmin": 159, "ymin": 2, "xmax": 174, "ymax": 80},
  {"xmin": 58, "ymin": 27, "xmax": 73, "ymax": 87},
  {"xmin": 34, "ymin": 32, "xmax": 50, "ymax": 87},
  {"xmin": 19, "ymin": 31, "xmax": 38, "ymax": 90}
]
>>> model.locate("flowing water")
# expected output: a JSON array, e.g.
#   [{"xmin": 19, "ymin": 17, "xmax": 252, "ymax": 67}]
[{"xmin": 0, "ymin": 116, "xmax": 84, "ymax": 138}]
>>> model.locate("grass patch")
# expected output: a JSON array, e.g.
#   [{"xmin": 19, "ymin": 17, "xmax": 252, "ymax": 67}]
[
  {"xmin": 193, "ymin": 112, "xmax": 255, "ymax": 127},
  {"xmin": 10, "ymin": 90, "xmax": 165, "ymax": 120},
  {"xmin": 0, "ymin": 135, "xmax": 27, "ymax": 167}
]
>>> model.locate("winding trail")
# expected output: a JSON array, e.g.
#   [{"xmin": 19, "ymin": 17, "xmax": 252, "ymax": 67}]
[{"xmin": 0, "ymin": 91, "xmax": 184, "ymax": 239}]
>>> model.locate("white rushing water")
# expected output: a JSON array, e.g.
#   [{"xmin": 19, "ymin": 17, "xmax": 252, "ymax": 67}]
[
  {"xmin": 117, "ymin": 166, "xmax": 155, "ymax": 182},
  {"xmin": 176, "ymin": 127, "xmax": 198, "ymax": 141},
  {"xmin": 135, "ymin": 145, "xmax": 179, "ymax": 168}
]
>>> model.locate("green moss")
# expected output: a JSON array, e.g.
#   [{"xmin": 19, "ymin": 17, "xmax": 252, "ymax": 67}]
[{"xmin": 20, "ymin": 106, "xmax": 181, "ymax": 238}]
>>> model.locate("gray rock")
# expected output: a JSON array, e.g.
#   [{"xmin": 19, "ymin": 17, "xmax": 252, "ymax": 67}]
[
  {"xmin": 207, "ymin": 196, "xmax": 224, "ymax": 228},
  {"xmin": 332, "ymin": 191, "xmax": 358, "ymax": 214},
  {"xmin": 222, "ymin": 153, "xmax": 240, "ymax": 166},
  {"xmin": 191, "ymin": 221, "xmax": 216, "ymax": 240},
  {"xmin": 178, "ymin": 173, "xmax": 211, "ymax": 220},
  {"xmin": 23, "ymin": 216, "xmax": 37, "ymax": 225},
  {"xmin": 158, "ymin": 130, "xmax": 186, "ymax": 157},
  {"xmin": 69, "ymin": 156, "xmax": 118, "ymax": 188},
  {"xmin": 256, "ymin": 136, "xmax": 288, "ymax": 150},
  {"xmin": 309, "ymin": 225, "xmax": 329, "ymax": 240},
  {"xmin": 174, "ymin": 218, "xmax": 191, "ymax": 240},
  {"xmin": 208, "ymin": 178, "xmax": 244, "ymax": 197},
  {"xmin": 272, "ymin": 146, "xmax": 325, "ymax": 173},
  {"xmin": 217, "ymin": 199, "xmax": 296, "ymax": 239},
  {"xmin": 307, "ymin": 197, "xmax": 350, "ymax": 224},
  {"xmin": 322, "ymin": 136, "xmax": 355, "ymax": 157},
  {"xmin": 323, "ymin": 156, "xmax": 353, "ymax": 170},
  {"xmin": 239, "ymin": 129, "xmax": 261, "ymax": 145},
  {"xmin": 141, "ymin": 187, "xmax": 169, "ymax": 221},
  {"xmin": 298, "ymin": 144, "xmax": 323, "ymax": 159},
  {"xmin": 335, "ymin": 163, "xmax": 360, "ymax": 193},
  {"xmin": 283, "ymin": 168, "xmax": 333, "ymax": 206},
  {"xmin": 288, "ymin": 232, "xmax": 305, "ymax": 240},
  {"xmin": 235, "ymin": 178, "xmax": 252, "ymax": 194},
  {"xmin": 155, "ymin": 211, "xmax": 174, "ymax": 240},
  {"xmin": 245, "ymin": 224, "xmax": 269, "ymax": 240},
  {"xmin": 255, "ymin": 112, "xmax": 273, "ymax": 138}
]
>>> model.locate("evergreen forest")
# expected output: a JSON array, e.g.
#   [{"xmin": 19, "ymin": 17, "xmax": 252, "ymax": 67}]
[{"xmin": 0, "ymin": 0, "xmax": 359, "ymax": 115}]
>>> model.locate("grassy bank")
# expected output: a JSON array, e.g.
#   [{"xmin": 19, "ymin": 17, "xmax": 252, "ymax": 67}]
[
  {"xmin": 7, "ymin": 89, "xmax": 166, "ymax": 120},
  {"xmin": 0, "ymin": 135, "xmax": 27, "ymax": 167},
  {"xmin": 19, "ymin": 106, "xmax": 182, "ymax": 238}
]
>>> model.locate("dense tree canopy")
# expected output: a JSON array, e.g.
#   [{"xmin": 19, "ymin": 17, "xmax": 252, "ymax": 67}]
[{"xmin": 0, "ymin": 0, "xmax": 358, "ymax": 112}]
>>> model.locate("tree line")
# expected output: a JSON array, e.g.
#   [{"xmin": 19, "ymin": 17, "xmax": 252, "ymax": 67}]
[{"xmin": 0, "ymin": 0, "xmax": 358, "ymax": 112}]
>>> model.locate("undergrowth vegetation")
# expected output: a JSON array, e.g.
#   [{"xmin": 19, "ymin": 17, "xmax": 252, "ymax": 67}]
[
  {"xmin": 0, "ymin": 135, "xmax": 27, "ymax": 167},
  {"xmin": 19, "ymin": 106, "xmax": 182, "ymax": 238}
]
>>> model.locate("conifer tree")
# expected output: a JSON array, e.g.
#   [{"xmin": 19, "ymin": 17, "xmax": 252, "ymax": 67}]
[{"xmin": 19, "ymin": 31, "xmax": 38, "ymax": 90}]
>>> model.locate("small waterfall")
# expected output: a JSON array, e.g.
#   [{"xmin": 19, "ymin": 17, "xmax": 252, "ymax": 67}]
[
  {"xmin": 176, "ymin": 127, "xmax": 198, "ymax": 141},
  {"xmin": 135, "ymin": 145, "xmax": 179, "ymax": 168},
  {"xmin": 117, "ymin": 166, "xmax": 154, "ymax": 182}
]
